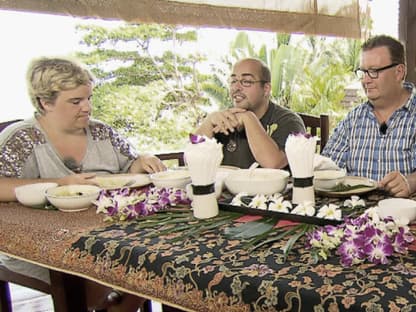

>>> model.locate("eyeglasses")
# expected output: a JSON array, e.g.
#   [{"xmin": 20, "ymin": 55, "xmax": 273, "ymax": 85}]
[
  {"xmin": 228, "ymin": 78, "xmax": 268, "ymax": 87},
  {"xmin": 354, "ymin": 63, "xmax": 399, "ymax": 79}
]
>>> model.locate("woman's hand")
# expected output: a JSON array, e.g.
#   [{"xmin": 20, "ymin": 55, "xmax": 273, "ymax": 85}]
[
  {"xmin": 58, "ymin": 173, "xmax": 98, "ymax": 185},
  {"xmin": 130, "ymin": 155, "xmax": 166, "ymax": 174}
]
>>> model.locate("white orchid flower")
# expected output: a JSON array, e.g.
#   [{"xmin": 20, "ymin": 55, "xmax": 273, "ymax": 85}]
[
  {"xmin": 93, "ymin": 196, "xmax": 114, "ymax": 214},
  {"xmin": 365, "ymin": 207, "xmax": 381, "ymax": 223},
  {"xmin": 317, "ymin": 204, "xmax": 342, "ymax": 220},
  {"xmin": 291, "ymin": 201, "xmax": 315, "ymax": 216},
  {"xmin": 344, "ymin": 195, "xmax": 365, "ymax": 208},
  {"xmin": 248, "ymin": 194, "xmax": 268, "ymax": 210},
  {"xmin": 268, "ymin": 196, "xmax": 292, "ymax": 213},
  {"xmin": 231, "ymin": 192, "xmax": 249, "ymax": 206}
]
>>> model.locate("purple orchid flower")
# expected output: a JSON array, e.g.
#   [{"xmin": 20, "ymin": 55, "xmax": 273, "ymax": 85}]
[
  {"xmin": 306, "ymin": 208, "xmax": 416, "ymax": 267},
  {"xmin": 290, "ymin": 132, "xmax": 313, "ymax": 139},
  {"xmin": 189, "ymin": 133, "xmax": 206, "ymax": 144}
]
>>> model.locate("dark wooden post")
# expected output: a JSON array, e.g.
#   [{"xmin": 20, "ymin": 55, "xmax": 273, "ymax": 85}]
[
  {"xmin": 399, "ymin": 0, "xmax": 416, "ymax": 84},
  {"xmin": 49, "ymin": 270, "xmax": 88, "ymax": 312}
]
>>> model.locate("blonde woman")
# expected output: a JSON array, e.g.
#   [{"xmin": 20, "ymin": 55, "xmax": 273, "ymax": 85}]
[{"xmin": 0, "ymin": 57, "xmax": 163, "ymax": 310}]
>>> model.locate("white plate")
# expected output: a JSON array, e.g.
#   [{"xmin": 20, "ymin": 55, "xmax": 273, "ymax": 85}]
[
  {"xmin": 57, "ymin": 207, "xmax": 90, "ymax": 212},
  {"xmin": 315, "ymin": 176, "xmax": 377, "ymax": 197},
  {"xmin": 94, "ymin": 174, "xmax": 151, "ymax": 190}
]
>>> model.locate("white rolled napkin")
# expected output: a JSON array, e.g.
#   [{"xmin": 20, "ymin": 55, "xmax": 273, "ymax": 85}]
[
  {"xmin": 184, "ymin": 134, "xmax": 223, "ymax": 219},
  {"xmin": 286, "ymin": 133, "xmax": 317, "ymax": 205},
  {"xmin": 313, "ymin": 154, "xmax": 340, "ymax": 171}
]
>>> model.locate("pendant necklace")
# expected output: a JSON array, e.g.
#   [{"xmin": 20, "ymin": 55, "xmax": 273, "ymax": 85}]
[{"xmin": 226, "ymin": 132, "xmax": 237, "ymax": 152}]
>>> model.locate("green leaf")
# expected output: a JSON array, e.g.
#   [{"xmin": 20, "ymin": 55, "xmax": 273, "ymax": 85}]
[
  {"xmin": 249, "ymin": 225, "xmax": 302, "ymax": 251},
  {"xmin": 224, "ymin": 218, "xmax": 278, "ymax": 239},
  {"xmin": 281, "ymin": 224, "xmax": 314, "ymax": 261}
]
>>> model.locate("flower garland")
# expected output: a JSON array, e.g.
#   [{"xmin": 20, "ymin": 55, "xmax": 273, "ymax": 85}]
[
  {"xmin": 93, "ymin": 186, "xmax": 190, "ymax": 221},
  {"xmin": 231, "ymin": 192, "xmax": 342, "ymax": 220},
  {"xmin": 94, "ymin": 185, "xmax": 415, "ymax": 267},
  {"xmin": 231, "ymin": 193, "xmax": 415, "ymax": 266},
  {"xmin": 306, "ymin": 206, "xmax": 415, "ymax": 267}
]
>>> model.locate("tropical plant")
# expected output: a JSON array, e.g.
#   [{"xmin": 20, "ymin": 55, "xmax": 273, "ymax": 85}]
[
  {"xmin": 203, "ymin": 32, "xmax": 306, "ymax": 110},
  {"xmin": 75, "ymin": 23, "xmax": 211, "ymax": 152},
  {"xmin": 204, "ymin": 31, "xmax": 362, "ymax": 128}
]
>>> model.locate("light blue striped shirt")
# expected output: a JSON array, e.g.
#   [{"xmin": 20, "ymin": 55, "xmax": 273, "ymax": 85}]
[{"xmin": 322, "ymin": 82, "xmax": 416, "ymax": 182}]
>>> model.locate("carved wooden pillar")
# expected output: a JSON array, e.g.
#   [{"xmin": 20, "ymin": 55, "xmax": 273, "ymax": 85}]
[{"xmin": 399, "ymin": 0, "xmax": 416, "ymax": 84}]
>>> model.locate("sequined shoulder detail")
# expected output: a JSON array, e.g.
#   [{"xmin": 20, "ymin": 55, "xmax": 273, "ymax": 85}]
[
  {"xmin": 89, "ymin": 120, "xmax": 137, "ymax": 159},
  {"xmin": 0, "ymin": 127, "xmax": 46, "ymax": 177}
]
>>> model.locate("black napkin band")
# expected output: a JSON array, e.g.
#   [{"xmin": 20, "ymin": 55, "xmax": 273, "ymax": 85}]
[
  {"xmin": 192, "ymin": 183, "xmax": 215, "ymax": 195},
  {"xmin": 293, "ymin": 177, "xmax": 314, "ymax": 188}
]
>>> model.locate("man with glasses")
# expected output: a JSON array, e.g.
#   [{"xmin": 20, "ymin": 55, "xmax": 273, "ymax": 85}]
[
  {"xmin": 195, "ymin": 58, "xmax": 305, "ymax": 169},
  {"xmin": 322, "ymin": 35, "xmax": 416, "ymax": 197}
]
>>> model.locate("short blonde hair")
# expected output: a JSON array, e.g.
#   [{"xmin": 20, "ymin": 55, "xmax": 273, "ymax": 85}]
[{"xmin": 27, "ymin": 57, "xmax": 95, "ymax": 113}]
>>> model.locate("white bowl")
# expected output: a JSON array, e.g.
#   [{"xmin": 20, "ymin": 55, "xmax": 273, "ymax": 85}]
[
  {"xmin": 45, "ymin": 184, "xmax": 101, "ymax": 212},
  {"xmin": 224, "ymin": 168, "xmax": 290, "ymax": 196},
  {"xmin": 377, "ymin": 198, "xmax": 416, "ymax": 224},
  {"xmin": 150, "ymin": 169, "xmax": 191, "ymax": 189},
  {"xmin": 15, "ymin": 182, "xmax": 58, "ymax": 208},
  {"xmin": 215, "ymin": 166, "xmax": 237, "ymax": 192},
  {"xmin": 314, "ymin": 170, "xmax": 346, "ymax": 190}
]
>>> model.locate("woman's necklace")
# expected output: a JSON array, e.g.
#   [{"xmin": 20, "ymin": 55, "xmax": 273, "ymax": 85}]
[{"xmin": 226, "ymin": 132, "xmax": 237, "ymax": 152}]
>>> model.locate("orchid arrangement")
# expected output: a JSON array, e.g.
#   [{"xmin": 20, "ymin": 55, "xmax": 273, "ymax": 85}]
[
  {"xmin": 94, "ymin": 187, "xmax": 190, "ymax": 222},
  {"xmin": 306, "ymin": 206, "xmax": 415, "ymax": 267},
  {"xmin": 229, "ymin": 193, "xmax": 415, "ymax": 266},
  {"xmin": 231, "ymin": 192, "xmax": 342, "ymax": 221},
  {"xmin": 93, "ymin": 182, "xmax": 415, "ymax": 268}
]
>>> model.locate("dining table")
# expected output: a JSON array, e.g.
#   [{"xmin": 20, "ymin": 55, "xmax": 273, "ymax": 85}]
[{"xmin": 0, "ymin": 186, "xmax": 416, "ymax": 312}]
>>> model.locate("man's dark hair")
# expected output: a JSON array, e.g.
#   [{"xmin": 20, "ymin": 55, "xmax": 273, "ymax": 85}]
[
  {"xmin": 258, "ymin": 60, "xmax": 271, "ymax": 84},
  {"xmin": 362, "ymin": 35, "xmax": 406, "ymax": 66}
]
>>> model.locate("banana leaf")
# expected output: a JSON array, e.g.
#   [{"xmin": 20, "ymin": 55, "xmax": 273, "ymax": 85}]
[{"xmin": 224, "ymin": 217, "xmax": 279, "ymax": 239}]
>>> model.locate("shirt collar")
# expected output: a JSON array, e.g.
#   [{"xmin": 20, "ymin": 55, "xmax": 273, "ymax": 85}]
[{"xmin": 402, "ymin": 82, "xmax": 416, "ymax": 113}]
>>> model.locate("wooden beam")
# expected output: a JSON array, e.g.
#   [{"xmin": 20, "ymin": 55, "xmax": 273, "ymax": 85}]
[{"xmin": 399, "ymin": 0, "xmax": 416, "ymax": 84}]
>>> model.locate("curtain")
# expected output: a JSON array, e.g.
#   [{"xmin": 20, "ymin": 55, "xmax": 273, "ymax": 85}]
[{"xmin": 0, "ymin": 0, "xmax": 365, "ymax": 38}]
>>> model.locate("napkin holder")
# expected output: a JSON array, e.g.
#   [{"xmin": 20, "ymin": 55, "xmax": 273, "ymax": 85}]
[
  {"xmin": 286, "ymin": 134, "xmax": 317, "ymax": 205},
  {"xmin": 191, "ymin": 183, "xmax": 218, "ymax": 219},
  {"xmin": 292, "ymin": 176, "xmax": 315, "ymax": 205}
]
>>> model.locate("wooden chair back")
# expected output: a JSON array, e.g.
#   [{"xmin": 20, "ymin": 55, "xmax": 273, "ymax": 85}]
[
  {"xmin": 0, "ymin": 267, "xmax": 51, "ymax": 311},
  {"xmin": 298, "ymin": 113, "xmax": 329, "ymax": 153},
  {"xmin": 0, "ymin": 119, "xmax": 23, "ymax": 133},
  {"xmin": 156, "ymin": 151, "xmax": 185, "ymax": 167},
  {"xmin": 0, "ymin": 267, "xmax": 80, "ymax": 312},
  {"xmin": 0, "ymin": 266, "xmax": 152, "ymax": 312}
]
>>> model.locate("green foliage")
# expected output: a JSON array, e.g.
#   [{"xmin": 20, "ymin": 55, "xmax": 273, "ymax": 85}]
[
  {"xmin": 290, "ymin": 58, "xmax": 352, "ymax": 128},
  {"xmin": 92, "ymin": 82, "xmax": 197, "ymax": 152},
  {"xmin": 269, "ymin": 44, "xmax": 305, "ymax": 107},
  {"xmin": 76, "ymin": 23, "xmax": 209, "ymax": 153}
]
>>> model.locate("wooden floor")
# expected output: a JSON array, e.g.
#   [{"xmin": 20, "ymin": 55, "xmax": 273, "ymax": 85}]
[{"xmin": 8, "ymin": 283, "xmax": 163, "ymax": 312}]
